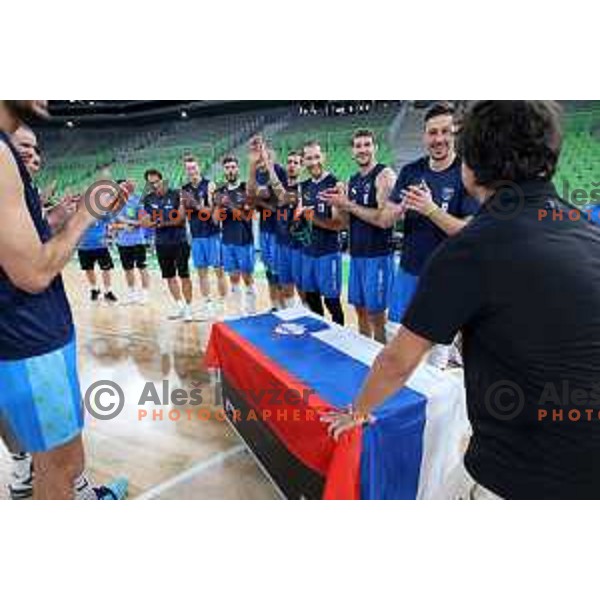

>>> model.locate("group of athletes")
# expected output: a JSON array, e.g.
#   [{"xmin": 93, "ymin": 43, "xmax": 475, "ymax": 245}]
[
  {"xmin": 3, "ymin": 100, "xmax": 599, "ymax": 500},
  {"xmin": 65, "ymin": 102, "xmax": 475, "ymax": 358},
  {"xmin": 0, "ymin": 100, "xmax": 474, "ymax": 500}
]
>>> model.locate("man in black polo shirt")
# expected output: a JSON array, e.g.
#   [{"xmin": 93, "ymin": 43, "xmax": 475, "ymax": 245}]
[
  {"xmin": 142, "ymin": 168, "xmax": 193, "ymax": 321},
  {"xmin": 324, "ymin": 100, "xmax": 600, "ymax": 499}
]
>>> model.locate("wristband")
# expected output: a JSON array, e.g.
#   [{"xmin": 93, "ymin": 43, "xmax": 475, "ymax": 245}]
[{"xmin": 425, "ymin": 205, "xmax": 440, "ymax": 218}]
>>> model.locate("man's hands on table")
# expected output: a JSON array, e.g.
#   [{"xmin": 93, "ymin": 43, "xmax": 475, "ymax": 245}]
[{"xmin": 321, "ymin": 406, "xmax": 375, "ymax": 441}]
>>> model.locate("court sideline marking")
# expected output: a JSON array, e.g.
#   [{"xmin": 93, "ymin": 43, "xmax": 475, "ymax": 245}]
[{"xmin": 134, "ymin": 445, "xmax": 246, "ymax": 500}]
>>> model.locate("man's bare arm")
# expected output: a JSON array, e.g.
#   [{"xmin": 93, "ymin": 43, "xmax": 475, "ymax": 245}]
[
  {"xmin": 321, "ymin": 325, "xmax": 434, "ymax": 439},
  {"xmin": 261, "ymin": 155, "xmax": 292, "ymax": 207},
  {"xmin": 427, "ymin": 208, "xmax": 471, "ymax": 236},
  {"xmin": 313, "ymin": 204, "xmax": 346, "ymax": 232},
  {"xmin": 354, "ymin": 327, "xmax": 433, "ymax": 418},
  {"xmin": 402, "ymin": 185, "xmax": 471, "ymax": 236},
  {"xmin": 207, "ymin": 181, "xmax": 216, "ymax": 208},
  {"xmin": 156, "ymin": 197, "xmax": 187, "ymax": 228},
  {"xmin": 321, "ymin": 168, "xmax": 400, "ymax": 229},
  {"xmin": 0, "ymin": 144, "xmax": 96, "ymax": 294},
  {"xmin": 246, "ymin": 159, "xmax": 260, "ymax": 200}
]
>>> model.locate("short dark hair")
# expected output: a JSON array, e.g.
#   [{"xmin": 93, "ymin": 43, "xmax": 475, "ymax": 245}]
[
  {"xmin": 459, "ymin": 101, "xmax": 563, "ymax": 187},
  {"xmin": 351, "ymin": 129, "xmax": 376, "ymax": 146},
  {"xmin": 183, "ymin": 154, "xmax": 197, "ymax": 163},
  {"xmin": 116, "ymin": 178, "xmax": 126, "ymax": 185},
  {"xmin": 424, "ymin": 102, "xmax": 455, "ymax": 126},
  {"xmin": 287, "ymin": 150, "xmax": 302, "ymax": 159},
  {"xmin": 144, "ymin": 168, "xmax": 163, "ymax": 181},
  {"xmin": 221, "ymin": 155, "xmax": 238, "ymax": 166}
]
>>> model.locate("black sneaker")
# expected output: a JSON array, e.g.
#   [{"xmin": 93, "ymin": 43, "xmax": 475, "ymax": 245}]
[
  {"xmin": 104, "ymin": 291, "xmax": 118, "ymax": 304},
  {"xmin": 90, "ymin": 289, "xmax": 101, "ymax": 302}
]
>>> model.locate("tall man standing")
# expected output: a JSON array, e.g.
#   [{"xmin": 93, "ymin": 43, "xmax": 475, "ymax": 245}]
[
  {"xmin": 322, "ymin": 130, "xmax": 396, "ymax": 342},
  {"xmin": 0, "ymin": 100, "xmax": 128, "ymax": 499},
  {"xmin": 142, "ymin": 168, "xmax": 193, "ymax": 321},
  {"xmin": 181, "ymin": 155, "xmax": 226, "ymax": 317},
  {"xmin": 77, "ymin": 207, "xmax": 118, "ymax": 304},
  {"xmin": 300, "ymin": 141, "xmax": 345, "ymax": 325},
  {"xmin": 115, "ymin": 179, "xmax": 150, "ymax": 305},
  {"xmin": 258, "ymin": 146, "xmax": 304, "ymax": 308},
  {"xmin": 325, "ymin": 101, "xmax": 600, "ymax": 499},
  {"xmin": 215, "ymin": 155, "xmax": 257, "ymax": 315},
  {"xmin": 387, "ymin": 104, "xmax": 478, "ymax": 338},
  {"xmin": 247, "ymin": 137, "xmax": 288, "ymax": 311}
]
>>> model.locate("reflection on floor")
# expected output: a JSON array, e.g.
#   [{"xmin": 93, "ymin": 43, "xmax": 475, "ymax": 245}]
[{"xmin": 0, "ymin": 264, "xmax": 357, "ymax": 500}]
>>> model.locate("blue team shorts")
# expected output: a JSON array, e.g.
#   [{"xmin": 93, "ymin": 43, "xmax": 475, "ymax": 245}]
[
  {"xmin": 348, "ymin": 254, "xmax": 393, "ymax": 314},
  {"xmin": 301, "ymin": 252, "xmax": 342, "ymax": 298},
  {"xmin": 260, "ymin": 230, "xmax": 277, "ymax": 273},
  {"xmin": 291, "ymin": 247, "xmax": 304, "ymax": 289},
  {"xmin": 388, "ymin": 265, "xmax": 420, "ymax": 323},
  {"xmin": 222, "ymin": 243, "xmax": 255, "ymax": 275},
  {"xmin": 191, "ymin": 235, "xmax": 222, "ymax": 269},
  {"xmin": 276, "ymin": 243, "xmax": 294, "ymax": 286},
  {"xmin": 0, "ymin": 336, "xmax": 84, "ymax": 453}
]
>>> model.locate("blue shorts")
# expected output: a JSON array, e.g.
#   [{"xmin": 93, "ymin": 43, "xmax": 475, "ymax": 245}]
[
  {"xmin": 260, "ymin": 230, "xmax": 277, "ymax": 273},
  {"xmin": 388, "ymin": 265, "xmax": 420, "ymax": 323},
  {"xmin": 222, "ymin": 243, "xmax": 255, "ymax": 275},
  {"xmin": 301, "ymin": 252, "xmax": 342, "ymax": 298},
  {"xmin": 291, "ymin": 247, "xmax": 304, "ymax": 289},
  {"xmin": 0, "ymin": 337, "xmax": 84, "ymax": 453},
  {"xmin": 348, "ymin": 254, "xmax": 393, "ymax": 314},
  {"xmin": 191, "ymin": 235, "xmax": 221, "ymax": 269},
  {"xmin": 276, "ymin": 243, "xmax": 294, "ymax": 285}
]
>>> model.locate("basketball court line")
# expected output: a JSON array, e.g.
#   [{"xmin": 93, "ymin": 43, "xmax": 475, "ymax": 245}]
[{"xmin": 134, "ymin": 444, "xmax": 246, "ymax": 500}]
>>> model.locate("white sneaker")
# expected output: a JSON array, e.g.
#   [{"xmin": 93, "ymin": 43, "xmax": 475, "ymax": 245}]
[
  {"xmin": 124, "ymin": 290, "xmax": 138, "ymax": 305},
  {"xmin": 205, "ymin": 299, "xmax": 215, "ymax": 315},
  {"xmin": 212, "ymin": 298, "xmax": 225, "ymax": 318},
  {"xmin": 168, "ymin": 303, "xmax": 184, "ymax": 320},
  {"xmin": 245, "ymin": 290, "xmax": 257, "ymax": 315},
  {"xmin": 194, "ymin": 304, "xmax": 210, "ymax": 320},
  {"xmin": 137, "ymin": 289, "xmax": 148, "ymax": 305},
  {"xmin": 231, "ymin": 288, "xmax": 244, "ymax": 316},
  {"xmin": 182, "ymin": 304, "xmax": 193, "ymax": 322}
]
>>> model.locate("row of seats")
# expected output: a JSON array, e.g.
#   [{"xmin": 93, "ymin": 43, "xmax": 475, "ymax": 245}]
[{"xmin": 35, "ymin": 103, "xmax": 599, "ymax": 205}]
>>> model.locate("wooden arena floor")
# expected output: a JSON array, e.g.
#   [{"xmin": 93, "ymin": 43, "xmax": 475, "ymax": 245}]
[{"xmin": 0, "ymin": 264, "xmax": 359, "ymax": 500}]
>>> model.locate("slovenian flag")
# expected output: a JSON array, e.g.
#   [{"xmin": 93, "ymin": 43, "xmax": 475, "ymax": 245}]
[{"xmin": 205, "ymin": 308, "xmax": 467, "ymax": 499}]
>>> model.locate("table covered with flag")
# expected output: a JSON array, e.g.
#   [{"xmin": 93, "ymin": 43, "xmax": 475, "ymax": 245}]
[{"xmin": 205, "ymin": 307, "xmax": 468, "ymax": 499}]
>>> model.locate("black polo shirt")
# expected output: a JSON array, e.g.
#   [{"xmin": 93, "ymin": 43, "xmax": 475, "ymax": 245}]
[{"xmin": 402, "ymin": 180, "xmax": 600, "ymax": 499}]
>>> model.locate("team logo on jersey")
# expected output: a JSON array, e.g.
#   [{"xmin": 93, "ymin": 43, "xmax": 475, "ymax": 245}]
[
  {"xmin": 441, "ymin": 187, "xmax": 455, "ymax": 202},
  {"xmin": 285, "ymin": 189, "xmax": 299, "ymax": 204}
]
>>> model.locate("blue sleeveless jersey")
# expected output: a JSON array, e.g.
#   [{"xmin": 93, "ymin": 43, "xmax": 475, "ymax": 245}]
[
  {"xmin": 256, "ymin": 164, "xmax": 286, "ymax": 235},
  {"xmin": 183, "ymin": 178, "xmax": 219, "ymax": 238},
  {"xmin": 389, "ymin": 156, "xmax": 479, "ymax": 275},
  {"xmin": 348, "ymin": 163, "xmax": 392, "ymax": 257},
  {"xmin": 275, "ymin": 182, "xmax": 301, "ymax": 247},
  {"xmin": 0, "ymin": 132, "xmax": 74, "ymax": 360},
  {"xmin": 218, "ymin": 182, "xmax": 254, "ymax": 246},
  {"xmin": 300, "ymin": 173, "xmax": 340, "ymax": 257},
  {"xmin": 142, "ymin": 189, "xmax": 188, "ymax": 246}
]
